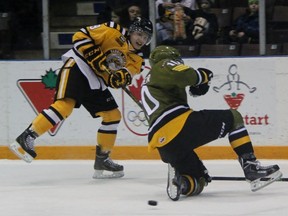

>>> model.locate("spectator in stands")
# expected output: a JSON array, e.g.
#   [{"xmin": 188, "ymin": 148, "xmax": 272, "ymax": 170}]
[
  {"xmin": 98, "ymin": 6, "xmax": 131, "ymax": 29},
  {"xmin": 98, "ymin": 1, "xmax": 144, "ymax": 26},
  {"xmin": 156, "ymin": 0, "xmax": 195, "ymax": 45},
  {"xmin": 127, "ymin": 4, "xmax": 142, "ymax": 22},
  {"xmin": 176, "ymin": 0, "xmax": 198, "ymax": 10},
  {"xmin": 110, "ymin": 7, "xmax": 131, "ymax": 29},
  {"xmin": 105, "ymin": 0, "xmax": 149, "ymax": 18},
  {"xmin": 110, "ymin": 8, "xmax": 121, "ymax": 24},
  {"xmin": 185, "ymin": 0, "xmax": 219, "ymax": 45},
  {"xmin": 155, "ymin": 0, "xmax": 198, "ymax": 13},
  {"xmin": 183, "ymin": 0, "xmax": 219, "ymax": 44},
  {"xmin": 155, "ymin": 0, "xmax": 174, "ymax": 44},
  {"xmin": 228, "ymin": 0, "xmax": 259, "ymax": 44},
  {"xmin": 156, "ymin": 0, "xmax": 199, "ymax": 18}
]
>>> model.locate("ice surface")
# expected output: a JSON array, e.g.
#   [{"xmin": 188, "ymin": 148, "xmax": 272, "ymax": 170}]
[{"xmin": 0, "ymin": 160, "xmax": 287, "ymax": 216}]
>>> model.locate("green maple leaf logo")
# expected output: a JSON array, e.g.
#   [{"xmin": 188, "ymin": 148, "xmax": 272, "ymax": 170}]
[{"xmin": 41, "ymin": 68, "xmax": 58, "ymax": 89}]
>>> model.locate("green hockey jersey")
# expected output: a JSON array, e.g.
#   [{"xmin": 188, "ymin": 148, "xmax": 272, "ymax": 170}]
[{"xmin": 141, "ymin": 59, "xmax": 200, "ymax": 151}]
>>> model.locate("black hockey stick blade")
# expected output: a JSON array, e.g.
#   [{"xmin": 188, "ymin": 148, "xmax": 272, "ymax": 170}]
[{"xmin": 212, "ymin": 176, "xmax": 288, "ymax": 182}]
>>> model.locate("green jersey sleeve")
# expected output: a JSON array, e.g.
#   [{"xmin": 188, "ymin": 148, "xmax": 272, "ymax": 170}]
[{"xmin": 149, "ymin": 59, "xmax": 199, "ymax": 89}]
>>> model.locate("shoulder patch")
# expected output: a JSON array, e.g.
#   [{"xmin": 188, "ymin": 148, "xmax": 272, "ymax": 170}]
[
  {"xmin": 172, "ymin": 64, "xmax": 190, "ymax": 72},
  {"xmin": 115, "ymin": 35, "xmax": 126, "ymax": 46}
]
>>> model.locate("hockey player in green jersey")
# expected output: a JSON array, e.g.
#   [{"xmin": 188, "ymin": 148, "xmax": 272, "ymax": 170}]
[{"xmin": 141, "ymin": 45, "xmax": 282, "ymax": 201}]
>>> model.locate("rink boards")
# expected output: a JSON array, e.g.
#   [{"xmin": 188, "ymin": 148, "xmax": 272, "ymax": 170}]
[{"xmin": 1, "ymin": 56, "xmax": 288, "ymax": 159}]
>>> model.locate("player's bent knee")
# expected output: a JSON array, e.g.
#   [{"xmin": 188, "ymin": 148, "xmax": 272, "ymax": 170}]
[
  {"xmin": 230, "ymin": 109, "xmax": 244, "ymax": 130},
  {"xmin": 51, "ymin": 98, "xmax": 75, "ymax": 119},
  {"xmin": 182, "ymin": 175, "xmax": 206, "ymax": 196}
]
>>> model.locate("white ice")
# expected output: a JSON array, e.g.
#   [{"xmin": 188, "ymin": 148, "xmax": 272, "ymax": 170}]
[{"xmin": 0, "ymin": 159, "xmax": 287, "ymax": 216}]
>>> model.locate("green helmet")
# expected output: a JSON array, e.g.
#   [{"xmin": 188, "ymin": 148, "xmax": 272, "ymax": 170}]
[{"xmin": 149, "ymin": 45, "xmax": 182, "ymax": 67}]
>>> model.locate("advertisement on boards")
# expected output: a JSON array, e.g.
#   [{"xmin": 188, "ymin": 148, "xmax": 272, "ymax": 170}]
[{"xmin": 0, "ymin": 57, "xmax": 287, "ymax": 147}]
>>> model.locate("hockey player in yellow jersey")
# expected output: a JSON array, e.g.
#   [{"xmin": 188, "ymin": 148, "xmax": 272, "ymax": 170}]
[
  {"xmin": 9, "ymin": 17, "xmax": 153, "ymax": 179},
  {"xmin": 142, "ymin": 45, "xmax": 282, "ymax": 200}
]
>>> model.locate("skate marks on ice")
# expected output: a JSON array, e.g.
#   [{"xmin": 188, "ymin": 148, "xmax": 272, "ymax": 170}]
[{"xmin": 0, "ymin": 160, "xmax": 287, "ymax": 216}]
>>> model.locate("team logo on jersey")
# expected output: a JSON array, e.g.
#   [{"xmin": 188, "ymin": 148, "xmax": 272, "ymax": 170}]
[
  {"xmin": 106, "ymin": 49, "xmax": 126, "ymax": 71},
  {"xmin": 122, "ymin": 66, "xmax": 150, "ymax": 136},
  {"xmin": 17, "ymin": 69, "xmax": 63, "ymax": 136},
  {"xmin": 213, "ymin": 64, "xmax": 256, "ymax": 109}
]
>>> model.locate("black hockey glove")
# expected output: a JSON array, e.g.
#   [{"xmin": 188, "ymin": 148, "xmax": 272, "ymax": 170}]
[
  {"xmin": 83, "ymin": 45, "xmax": 108, "ymax": 73},
  {"xmin": 196, "ymin": 68, "xmax": 213, "ymax": 85},
  {"xmin": 189, "ymin": 83, "xmax": 210, "ymax": 97},
  {"xmin": 108, "ymin": 68, "xmax": 132, "ymax": 89}
]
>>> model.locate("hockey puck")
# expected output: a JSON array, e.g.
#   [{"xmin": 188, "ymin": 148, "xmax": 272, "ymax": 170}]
[{"xmin": 148, "ymin": 200, "xmax": 158, "ymax": 206}]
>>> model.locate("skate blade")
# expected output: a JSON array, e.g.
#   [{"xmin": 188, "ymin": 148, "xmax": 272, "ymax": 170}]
[
  {"xmin": 166, "ymin": 164, "xmax": 181, "ymax": 201},
  {"xmin": 92, "ymin": 170, "xmax": 124, "ymax": 179},
  {"xmin": 8, "ymin": 141, "xmax": 34, "ymax": 163},
  {"xmin": 250, "ymin": 170, "xmax": 283, "ymax": 192}
]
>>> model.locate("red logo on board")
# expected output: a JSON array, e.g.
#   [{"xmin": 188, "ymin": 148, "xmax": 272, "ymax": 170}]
[
  {"xmin": 213, "ymin": 64, "xmax": 256, "ymax": 109},
  {"xmin": 17, "ymin": 69, "xmax": 63, "ymax": 136}
]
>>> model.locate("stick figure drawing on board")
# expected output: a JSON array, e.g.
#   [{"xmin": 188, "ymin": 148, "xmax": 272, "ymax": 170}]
[{"xmin": 213, "ymin": 64, "xmax": 256, "ymax": 93}]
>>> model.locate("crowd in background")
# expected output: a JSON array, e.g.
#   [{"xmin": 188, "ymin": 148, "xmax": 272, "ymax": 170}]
[
  {"xmin": 155, "ymin": 0, "xmax": 262, "ymax": 45},
  {"xmin": 0, "ymin": 0, "xmax": 288, "ymax": 59},
  {"xmin": 97, "ymin": 0, "xmax": 261, "ymax": 46}
]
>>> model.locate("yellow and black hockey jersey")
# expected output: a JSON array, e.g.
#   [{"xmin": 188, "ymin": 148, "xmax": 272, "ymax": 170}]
[{"xmin": 62, "ymin": 21, "xmax": 145, "ymax": 90}]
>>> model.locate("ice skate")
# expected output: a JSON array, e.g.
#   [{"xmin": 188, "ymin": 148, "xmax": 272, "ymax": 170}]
[
  {"xmin": 167, "ymin": 163, "xmax": 183, "ymax": 201},
  {"xmin": 93, "ymin": 146, "xmax": 124, "ymax": 179},
  {"xmin": 239, "ymin": 153, "xmax": 282, "ymax": 192},
  {"xmin": 8, "ymin": 127, "xmax": 38, "ymax": 163},
  {"xmin": 167, "ymin": 162, "xmax": 210, "ymax": 200}
]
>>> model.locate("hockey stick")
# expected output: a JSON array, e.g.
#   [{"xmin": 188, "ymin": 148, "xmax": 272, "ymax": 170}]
[
  {"xmin": 104, "ymin": 68, "xmax": 149, "ymax": 120},
  {"xmin": 211, "ymin": 176, "xmax": 288, "ymax": 182},
  {"xmin": 123, "ymin": 86, "xmax": 149, "ymax": 120}
]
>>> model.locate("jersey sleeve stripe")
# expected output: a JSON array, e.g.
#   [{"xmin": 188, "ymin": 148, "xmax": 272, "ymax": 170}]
[
  {"xmin": 105, "ymin": 21, "xmax": 128, "ymax": 37},
  {"xmin": 79, "ymin": 28, "xmax": 88, "ymax": 35},
  {"xmin": 195, "ymin": 69, "xmax": 202, "ymax": 85},
  {"xmin": 73, "ymin": 39, "xmax": 93, "ymax": 51}
]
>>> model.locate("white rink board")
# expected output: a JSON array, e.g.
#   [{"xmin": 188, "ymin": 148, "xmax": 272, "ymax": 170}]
[{"xmin": 0, "ymin": 56, "xmax": 288, "ymax": 146}]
